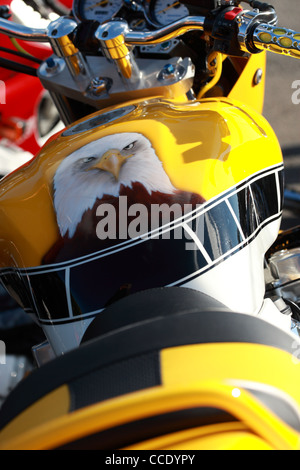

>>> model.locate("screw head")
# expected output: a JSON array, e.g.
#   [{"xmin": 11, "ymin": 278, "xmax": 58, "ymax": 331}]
[
  {"xmin": 253, "ymin": 68, "xmax": 263, "ymax": 85},
  {"xmin": 164, "ymin": 64, "xmax": 175, "ymax": 74}
]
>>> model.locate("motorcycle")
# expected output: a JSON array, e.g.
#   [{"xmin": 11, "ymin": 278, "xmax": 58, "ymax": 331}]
[{"xmin": 0, "ymin": 0, "xmax": 300, "ymax": 450}]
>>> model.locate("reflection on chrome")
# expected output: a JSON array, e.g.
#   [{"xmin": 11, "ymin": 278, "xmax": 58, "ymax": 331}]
[{"xmin": 291, "ymin": 319, "xmax": 300, "ymax": 337}]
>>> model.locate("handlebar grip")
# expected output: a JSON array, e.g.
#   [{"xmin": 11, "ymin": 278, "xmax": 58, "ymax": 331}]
[{"xmin": 251, "ymin": 23, "xmax": 300, "ymax": 59}]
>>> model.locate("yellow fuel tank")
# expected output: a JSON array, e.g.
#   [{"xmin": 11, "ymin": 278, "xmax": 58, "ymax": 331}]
[{"xmin": 0, "ymin": 97, "xmax": 284, "ymax": 353}]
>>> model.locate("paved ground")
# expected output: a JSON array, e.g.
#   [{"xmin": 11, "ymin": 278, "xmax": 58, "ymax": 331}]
[{"xmin": 262, "ymin": 0, "xmax": 300, "ymax": 229}]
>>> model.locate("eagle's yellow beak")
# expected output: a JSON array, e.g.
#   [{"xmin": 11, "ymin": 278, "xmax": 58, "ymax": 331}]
[{"xmin": 92, "ymin": 149, "xmax": 133, "ymax": 180}]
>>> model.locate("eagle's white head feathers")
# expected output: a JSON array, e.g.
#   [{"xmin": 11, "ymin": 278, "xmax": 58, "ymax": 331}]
[{"xmin": 54, "ymin": 132, "xmax": 176, "ymax": 238}]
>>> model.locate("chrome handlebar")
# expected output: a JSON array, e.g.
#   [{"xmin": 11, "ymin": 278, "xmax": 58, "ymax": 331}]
[
  {"xmin": 125, "ymin": 16, "xmax": 206, "ymax": 45},
  {"xmin": 0, "ymin": 7, "xmax": 299, "ymax": 60},
  {"xmin": 0, "ymin": 17, "xmax": 48, "ymax": 42},
  {"xmin": 0, "ymin": 14, "xmax": 206, "ymax": 46}
]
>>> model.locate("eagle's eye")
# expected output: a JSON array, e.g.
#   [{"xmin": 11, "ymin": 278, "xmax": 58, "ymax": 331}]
[
  {"xmin": 82, "ymin": 156, "xmax": 96, "ymax": 164},
  {"xmin": 123, "ymin": 141, "xmax": 136, "ymax": 151}
]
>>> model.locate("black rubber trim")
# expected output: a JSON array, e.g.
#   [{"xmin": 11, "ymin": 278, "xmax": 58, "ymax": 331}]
[
  {"xmin": 56, "ymin": 407, "xmax": 237, "ymax": 450},
  {"xmin": 68, "ymin": 351, "xmax": 161, "ymax": 412}
]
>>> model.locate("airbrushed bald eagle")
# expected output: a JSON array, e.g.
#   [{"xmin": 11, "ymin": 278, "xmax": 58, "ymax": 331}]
[{"xmin": 43, "ymin": 132, "xmax": 205, "ymax": 264}]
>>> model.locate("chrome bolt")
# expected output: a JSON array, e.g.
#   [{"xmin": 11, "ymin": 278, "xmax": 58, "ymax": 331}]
[{"xmin": 253, "ymin": 68, "xmax": 263, "ymax": 85}]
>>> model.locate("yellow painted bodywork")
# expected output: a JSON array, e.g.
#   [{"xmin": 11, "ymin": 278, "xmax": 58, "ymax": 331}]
[
  {"xmin": 0, "ymin": 385, "xmax": 70, "ymax": 444},
  {"xmin": 1, "ymin": 342, "xmax": 300, "ymax": 450},
  {"xmin": 0, "ymin": 87, "xmax": 281, "ymax": 269},
  {"xmin": 228, "ymin": 52, "xmax": 267, "ymax": 114}
]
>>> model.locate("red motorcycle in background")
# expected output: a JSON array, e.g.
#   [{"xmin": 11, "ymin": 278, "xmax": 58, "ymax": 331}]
[{"xmin": 0, "ymin": 0, "xmax": 68, "ymax": 175}]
